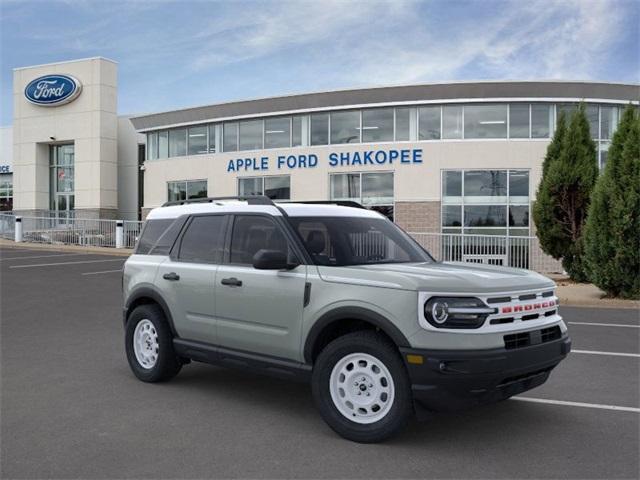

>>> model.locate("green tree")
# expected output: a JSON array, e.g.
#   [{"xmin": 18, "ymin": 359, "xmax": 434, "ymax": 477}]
[
  {"xmin": 533, "ymin": 104, "xmax": 598, "ymax": 281},
  {"xmin": 584, "ymin": 106, "xmax": 640, "ymax": 298}
]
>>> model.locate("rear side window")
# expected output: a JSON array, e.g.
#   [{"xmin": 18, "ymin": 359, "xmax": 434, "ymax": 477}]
[
  {"xmin": 229, "ymin": 215, "xmax": 289, "ymax": 265},
  {"xmin": 178, "ymin": 215, "xmax": 226, "ymax": 263},
  {"xmin": 136, "ymin": 219, "xmax": 174, "ymax": 254},
  {"xmin": 148, "ymin": 217, "xmax": 188, "ymax": 255}
]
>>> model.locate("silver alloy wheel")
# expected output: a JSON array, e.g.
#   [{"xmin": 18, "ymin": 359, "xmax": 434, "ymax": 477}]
[
  {"xmin": 133, "ymin": 319, "xmax": 159, "ymax": 369},
  {"xmin": 329, "ymin": 352, "xmax": 395, "ymax": 424}
]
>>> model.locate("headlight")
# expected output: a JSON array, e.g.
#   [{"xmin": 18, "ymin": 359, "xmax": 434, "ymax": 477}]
[{"xmin": 424, "ymin": 297, "xmax": 495, "ymax": 329}]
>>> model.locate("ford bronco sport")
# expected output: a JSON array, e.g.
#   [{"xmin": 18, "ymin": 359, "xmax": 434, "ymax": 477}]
[{"xmin": 123, "ymin": 196, "xmax": 570, "ymax": 443}]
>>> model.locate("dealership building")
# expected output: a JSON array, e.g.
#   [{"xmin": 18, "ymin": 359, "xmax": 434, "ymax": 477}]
[{"xmin": 5, "ymin": 57, "xmax": 638, "ymax": 240}]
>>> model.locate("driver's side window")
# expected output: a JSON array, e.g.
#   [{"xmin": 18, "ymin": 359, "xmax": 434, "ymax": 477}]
[{"xmin": 229, "ymin": 215, "xmax": 291, "ymax": 265}]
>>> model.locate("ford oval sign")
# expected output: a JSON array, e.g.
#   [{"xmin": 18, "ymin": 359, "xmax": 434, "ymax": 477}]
[{"xmin": 24, "ymin": 74, "xmax": 82, "ymax": 106}]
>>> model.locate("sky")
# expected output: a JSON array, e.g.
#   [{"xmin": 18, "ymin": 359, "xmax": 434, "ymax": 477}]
[{"xmin": 0, "ymin": 0, "xmax": 638, "ymax": 126}]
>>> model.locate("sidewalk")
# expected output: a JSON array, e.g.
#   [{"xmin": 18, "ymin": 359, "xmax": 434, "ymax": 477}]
[{"xmin": 0, "ymin": 238, "xmax": 133, "ymax": 257}]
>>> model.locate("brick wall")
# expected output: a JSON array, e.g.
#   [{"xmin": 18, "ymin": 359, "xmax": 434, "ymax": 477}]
[{"xmin": 395, "ymin": 201, "xmax": 441, "ymax": 233}]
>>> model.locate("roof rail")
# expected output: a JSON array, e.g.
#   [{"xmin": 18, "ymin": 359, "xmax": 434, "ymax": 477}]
[
  {"xmin": 276, "ymin": 200, "xmax": 366, "ymax": 209},
  {"xmin": 162, "ymin": 195, "xmax": 275, "ymax": 207}
]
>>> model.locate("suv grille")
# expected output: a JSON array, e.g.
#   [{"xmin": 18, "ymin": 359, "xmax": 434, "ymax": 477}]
[{"xmin": 504, "ymin": 326, "xmax": 562, "ymax": 350}]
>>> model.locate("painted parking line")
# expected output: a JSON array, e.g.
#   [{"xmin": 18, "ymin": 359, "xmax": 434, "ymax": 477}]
[
  {"xmin": 513, "ymin": 397, "xmax": 640, "ymax": 413},
  {"xmin": 0, "ymin": 253, "xmax": 88, "ymax": 261},
  {"xmin": 10, "ymin": 259, "xmax": 125, "ymax": 269},
  {"xmin": 572, "ymin": 349, "xmax": 640, "ymax": 358},
  {"xmin": 568, "ymin": 321, "xmax": 640, "ymax": 328},
  {"xmin": 82, "ymin": 269, "xmax": 122, "ymax": 276}
]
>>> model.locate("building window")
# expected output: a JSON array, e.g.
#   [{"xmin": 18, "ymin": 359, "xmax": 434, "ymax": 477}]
[
  {"xmin": 167, "ymin": 180, "xmax": 208, "ymax": 202},
  {"xmin": 292, "ymin": 116, "xmax": 303, "ymax": 147},
  {"xmin": 223, "ymin": 122, "xmax": 239, "ymax": 152},
  {"xmin": 600, "ymin": 106, "xmax": 619, "ymax": 140},
  {"xmin": 168, "ymin": 128, "xmax": 187, "ymax": 157},
  {"xmin": 238, "ymin": 175, "xmax": 290, "ymax": 200},
  {"xmin": 208, "ymin": 124, "xmax": 217, "ymax": 153},
  {"xmin": 395, "ymin": 107, "xmax": 411, "ymax": 141},
  {"xmin": 158, "ymin": 131, "xmax": 168, "ymax": 159},
  {"xmin": 310, "ymin": 113, "xmax": 329, "ymax": 145},
  {"xmin": 464, "ymin": 104, "xmax": 507, "ymax": 139},
  {"xmin": 509, "ymin": 104, "xmax": 530, "ymax": 139},
  {"xmin": 0, "ymin": 173, "xmax": 12, "ymax": 211},
  {"xmin": 187, "ymin": 126, "xmax": 208, "ymax": 155},
  {"xmin": 330, "ymin": 172, "xmax": 394, "ymax": 220},
  {"xmin": 531, "ymin": 104, "xmax": 552, "ymax": 138},
  {"xmin": 330, "ymin": 110, "xmax": 360, "ymax": 144},
  {"xmin": 442, "ymin": 169, "xmax": 529, "ymax": 236},
  {"xmin": 442, "ymin": 105, "xmax": 463, "ymax": 139},
  {"xmin": 419, "ymin": 106, "xmax": 441, "ymax": 140},
  {"xmin": 585, "ymin": 104, "xmax": 599, "ymax": 140},
  {"xmin": 265, "ymin": 117, "xmax": 291, "ymax": 149},
  {"xmin": 362, "ymin": 108, "xmax": 394, "ymax": 143},
  {"xmin": 239, "ymin": 119, "xmax": 263, "ymax": 150},
  {"xmin": 147, "ymin": 132, "xmax": 158, "ymax": 160}
]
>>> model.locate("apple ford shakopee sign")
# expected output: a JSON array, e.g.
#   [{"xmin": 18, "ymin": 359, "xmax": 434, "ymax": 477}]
[{"xmin": 24, "ymin": 74, "xmax": 82, "ymax": 106}]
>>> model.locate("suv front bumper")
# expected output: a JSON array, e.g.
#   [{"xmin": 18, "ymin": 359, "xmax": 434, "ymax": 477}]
[{"xmin": 399, "ymin": 334, "xmax": 571, "ymax": 413}]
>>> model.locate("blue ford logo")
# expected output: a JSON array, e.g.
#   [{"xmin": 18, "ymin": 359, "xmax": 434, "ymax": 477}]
[{"xmin": 24, "ymin": 74, "xmax": 82, "ymax": 106}]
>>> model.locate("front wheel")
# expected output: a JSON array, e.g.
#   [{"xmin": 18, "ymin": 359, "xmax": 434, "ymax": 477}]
[
  {"xmin": 312, "ymin": 331, "xmax": 413, "ymax": 443},
  {"xmin": 125, "ymin": 304, "xmax": 182, "ymax": 382}
]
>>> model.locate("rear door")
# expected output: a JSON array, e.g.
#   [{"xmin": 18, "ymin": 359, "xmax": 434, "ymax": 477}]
[
  {"xmin": 214, "ymin": 214, "xmax": 307, "ymax": 361},
  {"xmin": 156, "ymin": 214, "xmax": 228, "ymax": 344}
]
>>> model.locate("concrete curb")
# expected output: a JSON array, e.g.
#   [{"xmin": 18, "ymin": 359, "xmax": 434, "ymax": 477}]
[{"xmin": 0, "ymin": 239, "xmax": 133, "ymax": 257}]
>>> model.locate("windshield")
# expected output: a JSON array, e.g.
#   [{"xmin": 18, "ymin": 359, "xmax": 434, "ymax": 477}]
[{"xmin": 288, "ymin": 216, "xmax": 433, "ymax": 266}]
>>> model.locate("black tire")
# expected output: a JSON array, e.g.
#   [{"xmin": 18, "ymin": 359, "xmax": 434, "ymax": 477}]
[
  {"xmin": 312, "ymin": 330, "xmax": 413, "ymax": 443},
  {"xmin": 125, "ymin": 304, "xmax": 182, "ymax": 382}
]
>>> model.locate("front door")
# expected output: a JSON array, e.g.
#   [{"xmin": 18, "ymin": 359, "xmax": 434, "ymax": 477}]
[
  {"xmin": 156, "ymin": 214, "xmax": 227, "ymax": 345},
  {"xmin": 215, "ymin": 214, "xmax": 307, "ymax": 361}
]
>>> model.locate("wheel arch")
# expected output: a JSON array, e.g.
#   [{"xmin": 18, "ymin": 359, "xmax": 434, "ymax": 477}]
[
  {"xmin": 303, "ymin": 306, "xmax": 410, "ymax": 364},
  {"xmin": 124, "ymin": 287, "xmax": 178, "ymax": 337}
]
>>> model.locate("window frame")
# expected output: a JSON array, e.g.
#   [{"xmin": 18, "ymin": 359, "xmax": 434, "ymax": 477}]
[{"xmin": 167, "ymin": 179, "xmax": 208, "ymax": 203}]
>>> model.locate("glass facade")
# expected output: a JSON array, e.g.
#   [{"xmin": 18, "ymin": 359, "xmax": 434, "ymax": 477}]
[
  {"xmin": 330, "ymin": 172, "xmax": 394, "ymax": 220},
  {"xmin": 49, "ymin": 144, "xmax": 75, "ymax": 217},
  {"xmin": 238, "ymin": 175, "xmax": 290, "ymax": 200},
  {"xmin": 442, "ymin": 169, "xmax": 530, "ymax": 236},
  {"xmin": 167, "ymin": 180, "xmax": 208, "ymax": 202},
  {"xmin": 0, "ymin": 173, "xmax": 12, "ymax": 211},
  {"xmin": 143, "ymin": 103, "xmax": 623, "ymax": 170}
]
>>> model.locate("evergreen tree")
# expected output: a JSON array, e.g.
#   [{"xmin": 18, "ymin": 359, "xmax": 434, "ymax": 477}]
[
  {"xmin": 584, "ymin": 106, "xmax": 640, "ymax": 298},
  {"xmin": 533, "ymin": 104, "xmax": 598, "ymax": 281}
]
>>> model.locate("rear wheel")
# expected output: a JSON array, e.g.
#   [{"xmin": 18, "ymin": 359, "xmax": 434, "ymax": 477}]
[
  {"xmin": 125, "ymin": 304, "xmax": 182, "ymax": 382},
  {"xmin": 312, "ymin": 331, "xmax": 413, "ymax": 443}
]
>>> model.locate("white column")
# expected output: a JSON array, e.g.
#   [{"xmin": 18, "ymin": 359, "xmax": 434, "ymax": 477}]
[
  {"xmin": 115, "ymin": 220, "xmax": 124, "ymax": 248},
  {"xmin": 14, "ymin": 217, "xmax": 23, "ymax": 243}
]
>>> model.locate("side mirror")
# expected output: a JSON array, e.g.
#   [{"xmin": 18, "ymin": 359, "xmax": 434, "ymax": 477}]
[{"xmin": 252, "ymin": 249, "xmax": 297, "ymax": 270}]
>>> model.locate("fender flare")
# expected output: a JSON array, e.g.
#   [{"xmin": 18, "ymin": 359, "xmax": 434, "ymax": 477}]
[
  {"xmin": 303, "ymin": 306, "xmax": 410, "ymax": 363},
  {"xmin": 124, "ymin": 287, "xmax": 178, "ymax": 337}
]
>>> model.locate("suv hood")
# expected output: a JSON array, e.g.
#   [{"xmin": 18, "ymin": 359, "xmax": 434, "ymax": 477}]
[{"xmin": 317, "ymin": 261, "xmax": 555, "ymax": 294}]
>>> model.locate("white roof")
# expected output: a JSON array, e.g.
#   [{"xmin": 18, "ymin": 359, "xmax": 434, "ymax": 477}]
[{"xmin": 146, "ymin": 201, "xmax": 380, "ymax": 220}]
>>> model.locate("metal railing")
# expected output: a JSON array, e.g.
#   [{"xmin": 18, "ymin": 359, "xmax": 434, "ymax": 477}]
[
  {"xmin": 0, "ymin": 214, "xmax": 144, "ymax": 249},
  {"xmin": 123, "ymin": 220, "xmax": 143, "ymax": 249},
  {"xmin": 408, "ymin": 232, "xmax": 563, "ymax": 273}
]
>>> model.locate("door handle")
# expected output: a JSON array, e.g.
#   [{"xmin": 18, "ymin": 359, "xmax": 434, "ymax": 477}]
[
  {"xmin": 221, "ymin": 277, "xmax": 242, "ymax": 287},
  {"xmin": 163, "ymin": 272, "xmax": 180, "ymax": 281}
]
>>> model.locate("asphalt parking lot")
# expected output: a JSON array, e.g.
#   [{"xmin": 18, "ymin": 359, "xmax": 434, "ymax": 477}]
[{"xmin": 1, "ymin": 245, "xmax": 638, "ymax": 479}]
